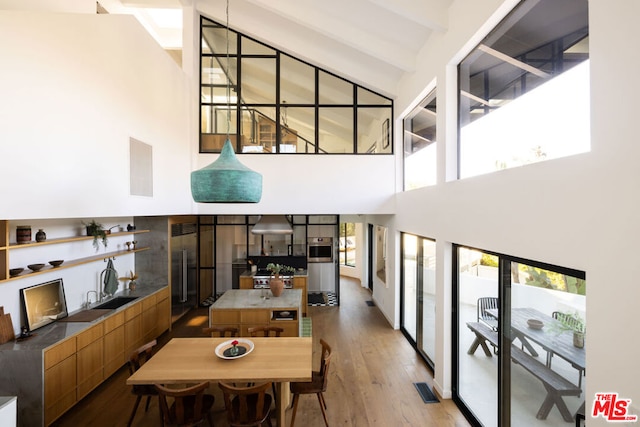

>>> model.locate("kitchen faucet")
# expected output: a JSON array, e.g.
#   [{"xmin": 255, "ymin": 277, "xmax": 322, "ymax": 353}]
[{"xmin": 86, "ymin": 290, "xmax": 98, "ymax": 307}]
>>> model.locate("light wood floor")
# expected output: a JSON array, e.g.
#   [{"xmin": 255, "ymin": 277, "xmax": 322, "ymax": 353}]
[{"xmin": 53, "ymin": 277, "xmax": 471, "ymax": 426}]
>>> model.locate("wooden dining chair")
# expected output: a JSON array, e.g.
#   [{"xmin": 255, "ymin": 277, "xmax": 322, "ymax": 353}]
[
  {"xmin": 289, "ymin": 339, "xmax": 332, "ymax": 427},
  {"xmin": 127, "ymin": 339, "xmax": 159, "ymax": 427},
  {"xmin": 248, "ymin": 326, "xmax": 284, "ymax": 337},
  {"xmin": 155, "ymin": 382, "xmax": 215, "ymax": 427},
  {"xmin": 202, "ymin": 326, "xmax": 239, "ymax": 337},
  {"xmin": 219, "ymin": 381, "xmax": 273, "ymax": 427},
  {"xmin": 246, "ymin": 327, "xmax": 283, "ymax": 401}
]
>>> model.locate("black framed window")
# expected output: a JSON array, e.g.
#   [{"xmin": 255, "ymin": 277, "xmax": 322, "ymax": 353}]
[
  {"xmin": 200, "ymin": 17, "xmax": 393, "ymax": 155},
  {"xmin": 453, "ymin": 245, "xmax": 586, "ymax": 426},
  {"xmin": 458, "ymin": 0, "xmax": 589, "ymax": 179}
]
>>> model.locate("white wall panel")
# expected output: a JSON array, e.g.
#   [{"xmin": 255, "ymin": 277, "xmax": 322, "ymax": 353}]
[{"xmin": 0, "ymin": 11, "xmax": 192, "ymax": 220}]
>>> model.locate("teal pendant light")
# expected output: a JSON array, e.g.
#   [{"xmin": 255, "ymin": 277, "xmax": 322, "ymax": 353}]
[
  {"xmin": 190, "ymin": 0, "xmax": 262, "ymax": 203},
  {"xmin": 191, "ymin": 140, "xmax": 262, "ymax": 203}
]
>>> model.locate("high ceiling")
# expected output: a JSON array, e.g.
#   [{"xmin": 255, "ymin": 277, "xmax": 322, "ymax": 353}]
[{"xmin": 98, "ymin": 0, "xmax": 454, "ymax": 97}]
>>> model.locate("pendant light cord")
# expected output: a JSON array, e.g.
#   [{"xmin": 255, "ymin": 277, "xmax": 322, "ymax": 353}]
[{"xmin": 225, "ymin": 0, "xmax": 231, "ymax": 140}]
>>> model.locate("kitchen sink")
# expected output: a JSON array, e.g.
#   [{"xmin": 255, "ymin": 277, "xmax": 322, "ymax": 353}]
[{"xmin": 91, "ymin": 296, "xmax": 138, "ymax": 310}]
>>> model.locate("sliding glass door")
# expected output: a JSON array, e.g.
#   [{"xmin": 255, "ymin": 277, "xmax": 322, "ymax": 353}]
[
  {"xmin": 454, "ymin": 245, "xmax": 586, "ymax": 426},
  {"xmin": 401, "ymin": 233, "xmax": 436, "ymax": 368}
]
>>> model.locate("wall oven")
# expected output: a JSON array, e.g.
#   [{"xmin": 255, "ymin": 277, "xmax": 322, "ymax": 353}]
[{"xmin": 308, "ymin": 237, "xmax": 333, "ymax": 263}]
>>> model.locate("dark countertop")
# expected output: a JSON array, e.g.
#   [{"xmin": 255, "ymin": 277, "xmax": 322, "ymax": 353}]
[
  {"xmin": 240, "ymin": 269, "xmax": 308, "ymax": 277},
  {"xmin": 0, "ymin": 283, "xmax": 168, "ymax": 352}
]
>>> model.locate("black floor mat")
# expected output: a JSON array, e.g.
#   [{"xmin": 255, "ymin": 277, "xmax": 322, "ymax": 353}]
[
  {"xmin": 414, "ymin": 382, "xmax": 439, "ymax": 403},
  {"xmin": 308, "ymin": 293, "xmax": 326, "ymax": 305}
]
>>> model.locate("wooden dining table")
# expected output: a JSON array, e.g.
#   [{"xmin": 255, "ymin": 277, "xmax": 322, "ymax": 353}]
[{"xmin": 126, "ymin": 337, "xmax": 313, "ymax": 427}]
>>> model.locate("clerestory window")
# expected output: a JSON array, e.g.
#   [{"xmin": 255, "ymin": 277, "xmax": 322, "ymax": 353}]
[
  {"xmin": 458, "ymin": 0, "xmax": 590, "ymax": 179},
  {"xmin": 200, "ymin": 17, "xmax": 393, "ymax": 155}
]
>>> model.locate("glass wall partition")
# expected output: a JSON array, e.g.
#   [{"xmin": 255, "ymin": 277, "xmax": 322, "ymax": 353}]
[
  {"xmin": 454, "ymin": 245, "xmax": 586, "ymax": 426},
  {"xmin": 401, "ymin": 233, "xmax": 437, "ymax": 368}
]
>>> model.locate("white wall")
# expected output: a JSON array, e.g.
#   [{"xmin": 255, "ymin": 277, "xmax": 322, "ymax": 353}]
[
  {"xmin": 0, "ymin": 11, "xmax": 193, "ymax": 219},
  {"xmin": 388, "ymin": 0, "xmax": 640, "ymax": 417}
]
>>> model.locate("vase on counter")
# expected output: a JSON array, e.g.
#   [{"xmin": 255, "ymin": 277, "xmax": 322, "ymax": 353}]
[
  {"xmin": 269, "ymin": 275, "xmax": 284, "ymax": 297},
  {"xmin": 573, "ymin": 331, "xmax": 584, "ymax": 348},
  {"xmin": 35, "ymin": 229, "xmax": 47, "ymax": 242}
]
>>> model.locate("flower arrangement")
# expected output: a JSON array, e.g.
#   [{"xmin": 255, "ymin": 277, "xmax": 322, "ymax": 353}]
[
  {"xmin": 230, "ymin": 340, "xmax": 240, "ymax": 356},
  {"xmin": 266, "ymin": 263, "xmax": 295, "ymax": 276}
]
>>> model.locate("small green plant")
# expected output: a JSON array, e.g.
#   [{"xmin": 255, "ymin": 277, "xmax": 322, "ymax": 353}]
[
  {"xmin": 83, "ymin": 220, "xmax": 108, "ymax": 251},
  {"xmin": 550, "ymin": 311, "xmax": 585, "ymax": 335},
  {"xmin": 266, "ymin": 263, "xmax": 294, "ymax": 276}
]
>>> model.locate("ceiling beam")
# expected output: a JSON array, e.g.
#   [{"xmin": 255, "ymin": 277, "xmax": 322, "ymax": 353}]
[
  {"xmin": 243, "ymin": 0, "xmax": 418, "ymax": 72},
  {"xmin": 365, "ymin": 0, "xmax": 450, "ymax": 32}
]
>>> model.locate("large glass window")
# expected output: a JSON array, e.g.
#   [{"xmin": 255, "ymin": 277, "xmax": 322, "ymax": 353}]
[
  {"xmin": 200, "ymin": 17, "xmax": 393, "ymax": 155},
  {"xmin": 455, "ymin": 246, "xmax": 586, "ymax": 426},
  {"xmin": 339, "ymin": 222, "xmax": 356, "ymax": 267},
  {"xmin": 401, "ymin": 234, "xmax": 437, "ymax": 368},
  {"xmin": 404, "ymin": 89, "xmax": 437, "ymax": 190},
  {"xmin": 458, "ymin": 0, "xmax": 589, "ymax": 179}
]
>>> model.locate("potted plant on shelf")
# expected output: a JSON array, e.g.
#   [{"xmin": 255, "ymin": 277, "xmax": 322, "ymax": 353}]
[
  {"xmin": 551, "ymin": 311, "xmax": 585, "ymax": 348},
  {"xmin": 265, "ymin": 263, "xmax": 294, "ymax": 297},
  {"xmin": 119, "ymin": 270, "xmax": 139, "ymax": 291},
  {"xmin": 83, "ymin": 220, "xmax": 108, "ymax": 251}
]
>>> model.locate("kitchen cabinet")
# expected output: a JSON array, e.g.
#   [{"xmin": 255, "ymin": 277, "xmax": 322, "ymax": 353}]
[
  {"xmin": 76, "ymin": 323, "xmax": 104, "ymax": 400},
  {"xmin": 239, "ymin": 276, "xmax": 253, "ymax": 289},
  {"xmin": 0, "ymin": 286, "xmax": 169, "ymax": 427},
  {"xmin": 103, "ymin": 311, "xmax": 125, "ymax": 378},
  {"xmin": 44, "ymin": 339, "xmax": 76, "ymax": 426},
  {"xmin": 124, "ymin": 301, "xmax": 143, "ymax": 358}
]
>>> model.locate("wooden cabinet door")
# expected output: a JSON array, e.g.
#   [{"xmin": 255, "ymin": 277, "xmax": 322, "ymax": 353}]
[
  {"xmin": 141, "ymin": 303, "xmax": 158, "ymax": 344},
  {"xmin": 124, "ymin": 301, "xmax": 144, "ymax": 355},
  {"xmin": 239, "ymin": 276, "xmax": 254, "ymax": 289},
  {"xmin": 77, "ymin": 338, "xmax": 104, "ymax": 399},
  {"xmin": 104, "ymin": 325, "xmax": 125, "ymax": 377},
  {"xmin": 44, "ymin": 353, "xmax": 76, "ymax": 426},
  {"xmin": 156, "ymin": 294, "xmax": 171, "ymax": 335},
  {"xmin": 103, "ymin": 311, "xmax": 125, "ymax": 378}
]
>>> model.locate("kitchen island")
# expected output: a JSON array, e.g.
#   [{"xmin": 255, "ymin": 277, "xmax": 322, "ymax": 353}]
[
  {"xmin": 239, "ymin": 270, "xmax": 308, "ymax": 316},
  {"xmin": 209, "ymin": 289, "xmax": 302, "ymax": 337}
]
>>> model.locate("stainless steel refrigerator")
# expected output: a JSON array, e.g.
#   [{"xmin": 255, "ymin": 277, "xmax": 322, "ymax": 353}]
[{"xmin": 171, "ymin": 222, "xmax": 197, "ymax": 321}]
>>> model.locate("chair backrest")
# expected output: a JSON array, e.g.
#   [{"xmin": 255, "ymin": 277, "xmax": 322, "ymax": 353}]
[
  {"xmin": 248, "ymin": 326, "xmax": 284, "ymax": 337},
  {"xmin": 477, "ymin": 297, "xmax": 498, "ymax": 321},
  {"xmin": 128, "ymin": 339, "xmax": 157, "ymax": 375},
  {"xmin": 155, "ymin": 382, "xmax": 210, "ymax": 426},
  {"xmin": 218, "ymin": 381, "xmax": 272, "ymax": 426},
  {"xmin": 318, "ymin": 339, "xmax": 332, "ymax": 392},
  {"xmin": 202, "ymin": 326, "xmax": 239, "ymax": 337}
]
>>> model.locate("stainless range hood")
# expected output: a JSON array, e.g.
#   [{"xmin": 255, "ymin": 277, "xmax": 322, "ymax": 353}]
[{"xmin": 251, "ymin": 215, "xmax": 293, "ymax": 235}]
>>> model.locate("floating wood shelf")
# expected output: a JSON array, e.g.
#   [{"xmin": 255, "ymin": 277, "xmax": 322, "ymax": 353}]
[
  {"xmin": 8, "ymin": 230, "xmax": 149, "ymax": 249},
  {"xmin": 2, "ymin": 247, "xmax": 149, "ymax": 283}
]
